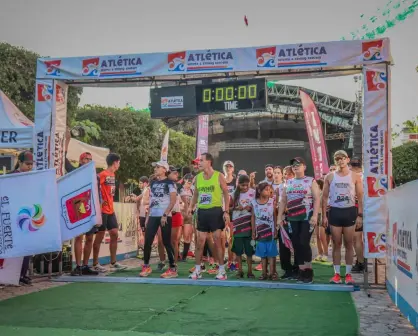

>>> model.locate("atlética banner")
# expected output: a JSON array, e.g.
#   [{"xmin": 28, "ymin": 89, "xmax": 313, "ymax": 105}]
[
  {"xmin": 160, "ymin": 130, "xmax": 169, "ymax": 162},
  {"xmin": 58, "ymin": 161, "xmax": 102, "ymax": 241},
  {"xmin": 362, "ymin": 63, "xmax": 390, "ymax": 258},
  {"xmin": 300, "ymin": 90, "xmax": 329, "ymax": 178},
  {"xmin": 0, "ymin": 257, "xmax": 22, "ymax": 285},
  {"xmin": 196, "ymin": 115, "xmax": 209, "ymax": 157},
  {"xmin": 0, "ymin": 169, "xmax": 61, "ymax": 258}
]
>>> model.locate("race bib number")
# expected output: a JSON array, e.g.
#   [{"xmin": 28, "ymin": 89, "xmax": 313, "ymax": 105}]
[
  {"xmin": 336, "ymin": 194, "xmax": 350, "ymax": 204},
  {"xmin": 200, "ymin": 193, "xmax": 212, "ymax": 205}
]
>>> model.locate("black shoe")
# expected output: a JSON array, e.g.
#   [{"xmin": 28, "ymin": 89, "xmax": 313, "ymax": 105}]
[
  {"xmin": 352, "ymin": 261, "xmax": 365, "ymax": 273},
  {"xmin": 291, "ymin": 269, "xmax": 300, "ymax": 280},
  {"xmin": 157, "ymin": 262, "xmax": 166, "ymax": 272},
  {"xmin": 296, "ymin": 269, "xmax": 305, "ymax": 283},
  {"xmin": 20, "ymin": 276, "xmax": 32, "ymax": 285},
  {"xmin": 303, "ymin": 269, "xmax": 314, "ymax": 284},
  {"xmin": 82, "ymin": 265, "xmax": 99, "ymax": 275},
  {"xmin": 280, "ymin": 271, "xmax": 294, "ymax": 280},
  {"xmin": 71, "ymin": 266, "xmax": 82, "ymax": 276}
]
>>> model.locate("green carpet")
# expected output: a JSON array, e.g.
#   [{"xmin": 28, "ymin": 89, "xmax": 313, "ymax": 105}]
[
  {"xmin": 0, "ymin": 282, "xmax": 358, "ymax": 336},
  {"xmin": 109, "ymin": 260, "xmax": 344, "ymax": 284}
]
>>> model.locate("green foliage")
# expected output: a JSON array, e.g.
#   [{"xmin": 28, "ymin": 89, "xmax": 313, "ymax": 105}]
[
  {"xmin": 0, "ymin": 42, "xmax": 82, "ymax": 121},
  {"xmin": 392, "ymin": 141, "xmax": 418, "ymax": 185},
  {"xmin": 70, "ymin": 119, "xmax": 101, "ymax": 143},
  {"xmin": 75, "ymin": 105, "xmax": 195, "ymax": 182}
]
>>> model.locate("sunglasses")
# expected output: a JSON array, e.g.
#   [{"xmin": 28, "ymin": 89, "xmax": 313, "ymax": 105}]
[
  {"xmin": 292, "ymin": 162, "xmax": 301, "ymax": 167},
  {"xmin": 334, "ymin": 156, "xmax": 346, "ymax": 162}
]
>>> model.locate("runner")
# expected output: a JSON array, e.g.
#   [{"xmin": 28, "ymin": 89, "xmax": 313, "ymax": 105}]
[
  {"xmin": 223, "ymin": 160, "xmax": 236, "ymax": 271},
  {"xmin": 278, "ymin": 157, "xmax": 321, "ymax": 284},
  {"xmin": 140, "ymin": 161, "xmax": 178, "ymax": 278},
  {"xmin": 93, "ymin": 153, "xmax": 127, "ymax": 272},
  {"xmin": 322, "ymin": 150, "xmax": 363, "ymax": 285},
  {"xmin": 180, "ymin": 174, "xmax": 194, "ymax": 260},
  {"xmin": 252, "ymin": 182, "xmax": 278, "ymax": 280},
  {"xmin": 230, "ymin": 174, "xmax": 255, "ymax": 278},
  {"xmin": 349, "ymin": 156, "xmax": 365, "ymax": 273},
  {"xmin": 223, "ymin": 160, "xmax": 236, "ymax": 194},
  {"xmin": 272, "ymin": 166, "xmax": 284, "ymax": 201},
  {"xmin": 313, "ymin": 179, "xmax": 329, "ymax": 262},
  {"xmin": 137, "ymin": 176, "xmax": 150, "ymax": 235},
  {"xmin": 189, "ymin": 153, "xmax": 230, "ymax": 280},
  {"xmin": 168, "ymin": 166, "xmax": 184, "ymax": 263}
]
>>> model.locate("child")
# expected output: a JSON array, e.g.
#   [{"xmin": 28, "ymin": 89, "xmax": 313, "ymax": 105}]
[
  {"xmin": 251, "ymin": 182, "xmax": 278, "ymax": 280},
  {"xmin": 230, "ymin": 175, "xmax": 256, "ymax": 278}
]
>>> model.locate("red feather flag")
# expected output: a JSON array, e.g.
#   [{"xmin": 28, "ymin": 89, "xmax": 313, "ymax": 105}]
[{"xmin": 244, "ymin": 15, "xmax": 248, "ymax": 26}]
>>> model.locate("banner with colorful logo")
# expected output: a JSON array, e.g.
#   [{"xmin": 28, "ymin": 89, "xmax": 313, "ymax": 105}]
[
  {"xmin": 362, "ymin": 63, "xmax": 390, "ymax": 258},
  {"xmin": 0, "ymin": 169, "xmax": 61, "ymax": 258},
  {"xmin": 160, "ymin": 130, "xmax": 169, "ymax": 162},
  {"xmin": 386, "ymin": 180, "xmax": 418, "ymax": 331},
  {"xmin": 196, "ymin": 115, "xmax": 209, "ymax": 157},
  {"xmin": 300, "ymin": 90, "xmax": 329, "ymax": 179},
  {"xmin": 36, "ymin": 39, "xmax": 391, "ymax": 81},
  {"xmin": 58, "ymin": 161, "xmax": 102, "ymax": 241},
  {"xmin": 0, "ymin": 257, "xmax": 23, "ymax": 285}
]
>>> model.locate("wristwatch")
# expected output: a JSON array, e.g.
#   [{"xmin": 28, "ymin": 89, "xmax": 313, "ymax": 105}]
[
  {"xmin": 357, "ymin": 213, "xmax": 363, "ymax": 218},
  {"xmin": 163, "ymin": 213, "xmax": 167, "ymax": 217}
]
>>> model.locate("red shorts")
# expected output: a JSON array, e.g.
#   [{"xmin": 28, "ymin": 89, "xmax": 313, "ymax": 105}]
[{"xmin": 171, "ymin": 212, "xmax": 183, "ymax": 228}]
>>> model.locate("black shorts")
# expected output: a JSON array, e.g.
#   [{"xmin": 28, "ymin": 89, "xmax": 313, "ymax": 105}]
[
  {"xmin": 329, "ymin": 207, "xmax": 357, "ymax": 228},
  {"xmin": 97, "ymin": 213, "xmax": 119, "ymax": 232},
  {"xmin": 139, "ymin": 216, "xmax": 146, "ymax": 232},
  {"xmin": 231, "ymin": 236, "xmax": 254, "ymax": 257},
  {"xmin": 196, "ymin": 207, "xmax": 225, "ymax": 233}
]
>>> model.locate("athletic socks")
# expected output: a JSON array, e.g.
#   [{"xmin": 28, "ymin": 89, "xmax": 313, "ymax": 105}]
[
  {"xmin": 182, "ymin": 243, "xmax": 191, "ymax": 260},
  {"xmin": 334, "ymin": 265, "xmax": 341, "ymax": 274},
  {"xmin": 195, "ymin": 264, "xmax": 201, "ymax": 272},
  {"xmin": 219, "ymin": 264, "xmax": 225, "ymax": 272},
  {"xmin": 346, "ymin": 265, "xmax": 352, "ymax": 275}
]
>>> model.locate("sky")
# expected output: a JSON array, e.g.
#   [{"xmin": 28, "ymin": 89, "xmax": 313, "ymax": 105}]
[{"xmin": 0, "ymin": 0, "xmax": 417, "ymax": 131}]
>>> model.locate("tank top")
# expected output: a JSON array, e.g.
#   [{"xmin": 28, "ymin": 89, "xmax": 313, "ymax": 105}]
[
  {"xmin": 286, "ymin": 177, "xmax": 314, "ymax": 221},
  {"xmin": 226, "ymin": 177, "xmax": 237, "ymax": 195},
  {"xmin": 272, "ymin": 182, "xmax": 284, "ymax": 203},
  {"xmin": 251, "ymin": 198, "xmax": 275, "ymax": 241},
  {"xmin": 196, "ymin": 170, "xmax": 223, "ymax": 209},
  {"xmin": 329, "ymin": 171, "xmax": 356, "ymax": 208},
  {"xmin": 231, "ymin": 189, "xmax": 255, "ymax": 237}
]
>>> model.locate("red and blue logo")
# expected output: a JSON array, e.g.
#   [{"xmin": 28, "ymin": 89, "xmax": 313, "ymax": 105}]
[
  {"xmin": 366, "ymin": 70, "xmax": 387, "ymax": 91},
  {"xmin": 362, "ymin": 40, "xmax": 383, "ymax": 61},
  {"xmin": 44, "ymin": 60, "xmax": 61, "ymax": 76},
  {"xmin": 82, "ymin": 58, "xmax": 100, "ymax": 77},
  {"xmin": 367, "ymin": 232, "xmax": 386, "ymax": 254},
  {"xmin": 168, "ymin": 52, "xmax": 186, "ymax": 72},
  {"xmin": 37, "ymin": 83, "xmax": 53, "ymax": 102},
  {"xmin": 367, "ymin": 176, "xmax": 388, "ymax": 197},
  {"xmin": 256, "ymin": 47, "xmax": 276, "ymax": 68}
]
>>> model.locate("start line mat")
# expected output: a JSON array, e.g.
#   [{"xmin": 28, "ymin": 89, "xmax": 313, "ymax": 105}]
[{"xmin": 0, "ymin": 283, "xmax": 359, "ymax": 336}]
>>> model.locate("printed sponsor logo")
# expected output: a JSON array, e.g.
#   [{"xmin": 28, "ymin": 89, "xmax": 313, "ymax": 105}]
[
  {"xmin": 161, "ymin": 96, "xmax": 183, "ymax": 109},
  {"xmin": 367, "ymin": 125, "xmax": 387, "ymax": 175},
  {"xmin": 277, "ymin": 44, "xmax": 327, "ymax": 68},
  {"xmin": 362, "ymin": 40, "xmax": 383, "ymax": 61},
  {"xmin": 256, "ymin": 47, "xmax": 276, "ymax": 68},
  {"xmin": 367, "ymin": 176, "xmax": 388, "ymax": 197},
  {"xmin": 61, "ymin": 184, "xmax": 96, "ymax": 230},
  {"xmin": 37, "ymin": 84, "xmax": 53, "ymax": 102},
  {"xmin": 167, "ymin": 50, "xmax": 234, "ymax": 72},
  {"xmin": 367, "ymin": 232, "xmax": 386, "ymax": 253},
  {"xmin": 81, "ymin": 56, "xmax": 142, "ymax": 77},
  {"xmin": 82, "ymin": 58, "xmax": 100, "ymax": 77},
  {"xmin": 168, "ymin": 52, "xmax": 186, "ymax": 72},
  {"xmin": 365, "ymin": 70, "xmax": 387, "ymax": 91},
  {"xmin": 17, "ymin": 204, "xmax": 46, "ymax": 232},
  {"xmin": 44, "ymin": 60, "xmax": 61, "ymax": 76}
]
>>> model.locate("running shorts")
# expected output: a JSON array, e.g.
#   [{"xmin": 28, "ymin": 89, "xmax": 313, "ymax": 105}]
[
  {"xmin": 171, "ymin": 212, "xmax": 184, "ymax": 228},
  {"xmin": 196, "ymin": 207, "xmax": 225, "ymax": 233},
  {"xmin": 231, "ymin": 236, "xmax": 254, "ymax": 257},
  {"xmin": 97, "ymin": 213, "xmax": 119, "ymax": 232},
  {"xmin": 329, "ymin": 207, "xmax": 357, "ymax": 228}
]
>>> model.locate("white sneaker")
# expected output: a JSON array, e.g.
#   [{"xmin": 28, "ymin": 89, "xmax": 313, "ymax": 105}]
[
  {"xmin": 321, "ymin": 255, "xmax": 328, "ymax": 262},
  {"xmin": 215, "ymin": 271, "xmax": 227, "ymax": 280},
  {"xmin": 189, "ymin": 270, "xmax": 202, "ymax": 280},
  {"xmin": 110, "ymin": 262, "xmax": 127, "ymax": 271},
  {"xmin": 92, "ymin": 264, "xmax": 107, "ymax": 273}
]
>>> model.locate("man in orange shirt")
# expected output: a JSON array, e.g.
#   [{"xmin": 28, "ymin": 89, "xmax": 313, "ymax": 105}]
[{"xmin": 92, "ymin": 153, "xmax": 127, "ymax": 272}]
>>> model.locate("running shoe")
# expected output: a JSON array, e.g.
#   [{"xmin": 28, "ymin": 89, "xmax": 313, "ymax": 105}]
[
  {"xmin": 92, "ymin": 264, "xmax": 107, "ymax": 273},
  {"xmin": 110, "ymin": 262, "xmax": 127, "ymax": 271},
  {"xmin": 296, "ymin": 270, "xmax": 305, "ymax": 284},
  {"xmin": 345, "ymin": 274, "xmax": 355, "ymax": 285},
  {"xmin": 189, "ymin": 270, "xmax": 202, "ymax": 280},
  {"xmin": 229, "ymin": 263, "xmax": 237, "ymax": 272},
  {"xmin": 254, "ymin": 263, "xmax": 263, "ymax": 271},
  {"xmin": 215, "ymin": 270, "xmax": 227, "ymax": 280},
  {"xmin": 321, "ymin": 255, "xmax": 328, "ymax": 262},
  {"xmin": 161, "ymin": 268, "xmax": 178, "ymax": 278},
  {"xmin": 280, "ymin": 271, "xmax": 294, "ymax": 280},
  {"xmin": 20, "ymin": 276, "xmax": 32, "ymax": 285},
  {"xmin": 82, "ymin": 265, "xmax": 99, "ymax": 275},
  {"xmin": 157, "ymin": 262, "xmax": 166, "ymax": 272},
  {"xmin": 189, "ymin": 265, "xmax": 206, "ymax": 273},
  {"xmin": 330, "ymin": 273, "xmax": 342, "ymax": 284},
  {"xmin": 139, "ymin": 265, "xmax": 152, "ymax": 277},
  {"xmin": 187, "ymin": 251, "xmax": 195, "ymax": 258},
  {"xmin": 208, "ymin": 264, "xmax": 219, "ymax": 275},
  {"xmin": 71, "ymin": 266, "xmax": 82, "ymax": 276},
  {"xmin": 303, "ymin": 269, "xmax": 314, "ymax": 284},
  {"xmin": 351, "ymin": 261, "xmax": 365, "ymax": 273},
  {"xmin": 314, "ymin": 255, "xmax": 322, "ymax": 262}
]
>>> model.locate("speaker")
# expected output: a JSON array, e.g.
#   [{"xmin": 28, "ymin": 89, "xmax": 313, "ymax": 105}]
[{"xmin": 352, "ymin": 125, "xmax": 362, "ymax": 158}]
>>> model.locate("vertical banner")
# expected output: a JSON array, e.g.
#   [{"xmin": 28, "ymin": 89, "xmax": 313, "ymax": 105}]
[
  {"xmin": 51, "ymin": 81, "xmax": 68, "ymax": 177},
  {"xmin": 196, "ymin": 115, "xmax": 209, "ymax": 157},
  {"xmin": 0, "ymin": 258, "xmax": 23, "ymax": 285},
  {"xmin": 160, "ymin": 130, "xmax": 169, "ymax": 162},
  {"xmin": 299, "ymin": 90, "xmax": 329, "ymax": 179},
  {"xmin": 34, "ymin": 79, "xmax": 54, "ymax": 171},
  {"xmin": 362, "ymin": 63, "xmax": 390, "ymax": 258}
]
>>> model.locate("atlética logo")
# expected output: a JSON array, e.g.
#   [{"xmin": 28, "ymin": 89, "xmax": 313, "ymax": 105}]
[
  {"xmin": 65, "ymin": 190, "xmax": 92, "ymax": 224},
  {"xmin": 17, "ymin": 204, "xmax": 46, "ymax": 232},
  {"xmin": 367, "ymin": 176, "xmax": 388, "ymax": 197},
  {"xmin": 82, "ymin": 58, "xmax": 100, "ymax": 77},
  {"xmin": 37, "ymin": 84, "xmax": 53, "ymax": 102},
  {"xmin": 362, "ymin": 40, "xmax": 383, "ymax": 61},
  {"xmin": 367, "ymin": 232, "xmax": 386, "ymax": 254},
  {"xmin": 256, "ymin": 47, "xmax": 276, "ymax": 68},
  {"xmin": 44, "ymin": 60, "xmax": 61, "ymax": 76},
  {"xmin": 168, "ymin": 52, "xmax": 186, "ymax": 72},
  {"xmin": 365, "ymin": 70, "xmax": 387, "ymax": 91}
]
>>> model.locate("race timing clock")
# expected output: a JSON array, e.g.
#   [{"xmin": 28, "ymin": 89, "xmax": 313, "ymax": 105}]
[{"xmin": 195, "ymin": 78, "xmax": 267, "ymax": 114}]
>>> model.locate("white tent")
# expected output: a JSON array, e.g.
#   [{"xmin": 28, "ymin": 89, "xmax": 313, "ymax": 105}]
[
  {"xmin": 67, "ymin": 138, "xmax": 109, "ymax": 169},
  {"xmin": 0, "ymin": 90, "xmax": 34, "ymax": 148}
]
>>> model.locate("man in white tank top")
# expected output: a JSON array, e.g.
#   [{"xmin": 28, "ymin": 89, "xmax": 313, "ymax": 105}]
[{"xmin": 322, "ymin": 150, "xmax": 363, "ymax": 285}]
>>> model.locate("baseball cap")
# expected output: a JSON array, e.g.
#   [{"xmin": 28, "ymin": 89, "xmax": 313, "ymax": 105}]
[
  {"xmin": 191, "ymin": 157, "xmax": 199, "ymax": 164},
  {"xmin": 334, "ymin": 150, "xmax": 349, "ymax": 158},
  {"xmin": 223, "ymin": 160, "xmax": 234, "ymax": 167},
  {"xmin": 152, "ymin": 161, "xmax": 169, "ymax": 171},
  {"xmin": 290, "ymin": 157, "xmax": 306, "ymax": 165},
  {"xmin": 169, "ymin": 165, "xmax": 181, "ymax": 173},
  {"xmin": 18, "ymin": 151, "xmax": 33, "ymax": 163},
  {"xmin": 79, "ymin": 152, "xmax": 92, "ymax": 162},
  {"xmin": 350, "ymin": 157, "xmax": 362, "ymax": 166}
]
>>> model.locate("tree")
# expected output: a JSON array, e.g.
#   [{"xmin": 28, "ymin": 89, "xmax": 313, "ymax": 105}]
[
  {"xmin": 392, "ymin": 141, "xmax": 418, "ymax": 185},
  {"xmin": 0, "ymin": 42, "xmax": 82, "ymax": 121},
  {"xmin": 75, "ymin": 105, "xmax": 195, "ymax": 182}
]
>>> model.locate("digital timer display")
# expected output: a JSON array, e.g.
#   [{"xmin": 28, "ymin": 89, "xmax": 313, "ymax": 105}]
[{"xmin": 195, "ymin": 78, "xmax": 266, "ymax": 114}]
